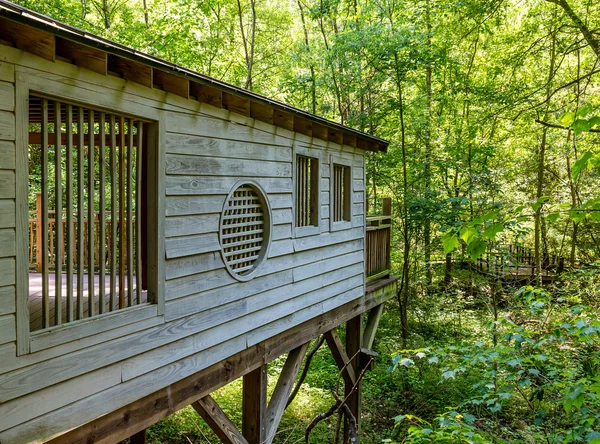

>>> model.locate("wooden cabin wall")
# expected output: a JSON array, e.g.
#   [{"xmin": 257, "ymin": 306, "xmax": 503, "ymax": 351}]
[{"xmin": 0, "ymin": 45, "xmax": 365, "ymax": 443}]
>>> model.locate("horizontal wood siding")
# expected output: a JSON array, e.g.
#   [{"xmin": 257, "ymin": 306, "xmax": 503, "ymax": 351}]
[{"xmin": 0, "ymin": 49, "xmax": 367, "ymax": 443}]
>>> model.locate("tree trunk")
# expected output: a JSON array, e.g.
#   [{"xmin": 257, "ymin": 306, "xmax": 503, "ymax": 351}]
[
  {"xmin": 423, "ymin": 0, "xmax": 433, "ymax": 287},
  {"xmin": 545, "ymin": 0, "xmax": 600, "ymax": 59}
]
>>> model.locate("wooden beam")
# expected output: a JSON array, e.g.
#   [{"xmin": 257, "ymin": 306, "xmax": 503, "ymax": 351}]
[
  {"xmin": 190, "ymin": 82, "xmax": 223, "ymax": 108},
  {"xmin": 324, "ymin": 329, "xmax": 357, "ymax": 386},
  {"xmin": 343, "ymin": 133, "xmax": 357, "ymax": 148},
  {"xmin": 242, "ymin": 365, "xmax": 267, "ymax": 444},
  {"xmin": 345, "ymin": 314, "xmax": 363, "ymax": 443},
  {"xmin": 129, "ymin": 429, "xmax": 146, "ymax": 444},
  {"xmin": 250, "ymin": 102, "xmax": 274, "ymax": 125},
  {"xmin": 356, "ymin": 138, "xmax": 368, "ymax": 151},
  {"xmin": 362, "ymin": 304, "xmax": 384, "ymax": 350},
  {"xmin": 192, "ymin": 396, "xmax": 248, "ymax": 444},
  {"xmin": 312, "ymin": 123, "xmax": 328, "ymax": 142},
  {"xmin": 153, "ymin": 69, "xmax": 189, "ymax": 98},
  {"xmin": 0, "ymin": 17, "xmax": 55, "ymax": 61},
  {"xmin": 329, "ymin": 129, "xmax": 344, "ymax": 145},
  {"xmin": 45, "ymin": 280, "xmax": 398, "ymax": 444},
  {"xmin": 264, "ymin": 343, "xmax": 309, "ymax": 444},
  {"xmin": 107, "ymin": 54, "xmax": 152, "ymax": 88},
  {"xmin": 223, "ymin": 93, "xmax": 251, "ymax": 116},
  {"xmin": 293, "ymin": 117, "xmax": 312, "ymax": 138},
  {"xmin": 273, "ymin": 110, "xmax": 294, "ymax": 131},
  {"xmin": 55, "ymin": 37, "xmax": 107, "ymax": 75}
]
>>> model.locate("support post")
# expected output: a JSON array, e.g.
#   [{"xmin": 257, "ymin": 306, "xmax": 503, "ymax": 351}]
[
  {"xmin": 243, "ymin": 365, "xmax": 267, "ymax": 444},
  {"xmin": 192, "ymin": 396, "xmax": 248, "ymax": 444},
  {"xmin": 345, "ymin": 314, "xmax": 363, "ymax": 443},
  {"xmin": 36, "ymin": 192, "xmax": 42, "ymax": 272},
  {"xmin": 129, "ymin": 429, "xmax": 146, "ymax": 444}
]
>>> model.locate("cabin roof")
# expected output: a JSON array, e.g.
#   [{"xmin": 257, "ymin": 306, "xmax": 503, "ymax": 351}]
[{"xmin": 0, "ymin": 0, "xmax": 389, "ymax": 152}]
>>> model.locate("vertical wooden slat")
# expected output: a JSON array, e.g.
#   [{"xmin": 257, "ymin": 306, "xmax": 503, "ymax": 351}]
[
  {"xmin": 136, "ymin": 122, "xmax": 143, "ymax": 305},
  {"xmin": 65, "ymin": 104, "xmax": 74, "ymax": 322},
  {"xmin": 41, "ymin": 99, "xmax": 50, "ymax": 329},
  {"xmin": 127, "ymin": 119, "xmax": 134, "ymax": 306},
  {"xmin": 54, "ymin": 101, "xmax": 62, "ymax": 326},
  {"xmin": 110, "ymin": 115, "xmax": 117, "ymax": 312},
  {"xmin": 119, "ymin": 116, "xmax": 126, "ymax": 309},
  {"xmin": 88, "ymin": 110, "xmax": 95, "ymax": 318},
  {"xmin": 77, "ymin": 107, "xmax": 85, "ymax": 320},
  {"xmin": 99, "ymin": 112, "xmax": 106, "ymax": 314}
]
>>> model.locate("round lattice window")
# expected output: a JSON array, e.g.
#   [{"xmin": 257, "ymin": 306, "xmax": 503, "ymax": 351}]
[{"xmin": 220, "ymin": 181, "xmax": 272, "ymax": 281}]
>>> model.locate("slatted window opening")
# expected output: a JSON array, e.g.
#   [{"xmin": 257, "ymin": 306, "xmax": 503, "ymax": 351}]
[
  {"xmin": 220, "ymin": 184, "xmax": 270, "ymax": 280},
  {"xmin": 296, "ymin": 155, "xmax": 319, "ymax": 228},
  {"xmin": 28, "ymin": 95, "xmax": 149, "ymax": 332},
  {"xmin": 332, "ymin": 164, "xmax": 351, "ymax": 223}
]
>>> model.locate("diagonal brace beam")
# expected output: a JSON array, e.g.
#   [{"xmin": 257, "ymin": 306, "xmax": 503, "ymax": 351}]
[
  {"xmin": 362, "ymin": 304, "xmax": 384, "ymax": 350},
  {"xmin": 192, "ymin": 396, "xmax": 248, "ymax": 444},
  {"xmin": 264, "ymin": 342, "xmax": 309, "ymax": 444},
  {"xmin": 324, "ymin": 329, "xmax": 357, "ymax": 386}
]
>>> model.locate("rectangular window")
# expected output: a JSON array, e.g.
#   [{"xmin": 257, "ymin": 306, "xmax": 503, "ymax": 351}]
[
  {"xmin": 295, "ymin": 155, "xmax": 319, "ymax": 228},
  {"xmin": 332, "ymin": 164, "xmax": 351, "ymax": 223},
  {"xmin": 28, "ymin": 95, "xmax": 149, "ymax": 332}
]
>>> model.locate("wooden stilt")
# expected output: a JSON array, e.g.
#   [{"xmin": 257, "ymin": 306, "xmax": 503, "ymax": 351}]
[
  {"xmin": 129, "ymin": 429, "xmax": 146, "ymax": 444},
  {"xmin": 242, "ymin": 365, "xmax": 267, "ymax": 444},
  {"xmin": 345, "ymin": 314, "xmax": 363, "ymax": 443},
  {"xmin": 363, "ymin": 304, "xmax": 384, "ymax": 350},
  {"xmin": 324, "ymin": 329, "xmax": 357, "ymax": 387}
]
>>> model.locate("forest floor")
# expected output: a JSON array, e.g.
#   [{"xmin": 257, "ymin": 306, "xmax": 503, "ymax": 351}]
[{"xmin": 144, "ymin": 267, "xmax": 600, "ymax": 443}]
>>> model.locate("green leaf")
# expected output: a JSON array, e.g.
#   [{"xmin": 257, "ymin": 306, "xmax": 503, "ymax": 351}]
[
  {"xmin": 560, "ymin": 111, "xmax": 575, "ymax": 126},
  {"xmin": 460, "ymin": 227, "xmax": 478, "ymax": 245},
  {"xmin": 442, "ymin": 232, "xmax": 459, "ymax": 254},
  {"xmin": 532, "ymin": 196, "xmax": 551, "ymax": 212},
  {"xmin": 589, "ymin": 116, "xmax": 600, "ymax": 128},
  {"xmin": 576, "ymin": 104, "xmax": 593, "ymax": 118},
  {"xmin": 572, "ymin": 151, "xmax": 594, "ymax": 180},
  {"xmin": 467, "ymin": 239, "xmax": 487, "ymax": 260},
  {"xmin": 546, "ymin": 213, "xmax": 560, "ymax": 223},
  {"xmin": 572, "ymin": 119, "xmax": 592, "ymax": 135},
  {"xmin": 482, "ymin": 223, "xmax": 503, "ymax": 240}
]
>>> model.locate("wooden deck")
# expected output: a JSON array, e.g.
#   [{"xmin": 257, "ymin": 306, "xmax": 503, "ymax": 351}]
[{"xmin": 29, "ymin": 273, "xmax": 147, "ymax": 331}]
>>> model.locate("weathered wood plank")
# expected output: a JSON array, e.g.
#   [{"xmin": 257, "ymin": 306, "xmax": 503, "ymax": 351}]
[
  {"xmin": 0, "ymin": 228, "xmax": 15, "ymax": 257},
  {"xmin": 0, "ymin": 285, "xmax": 15, "ymax": 316},
  {"xmin": 55, "ymin": 37, "xmax": 107, "ymax": 75},
  {"xmin": 0, "ymin": 62, "xmax": 14, "ymax": 82},
  {"xmin": 0, "ymin": 81, "xmax": 14, "ymax": 112},
  {"xmin": 293, "ymin": 251, "xmax": 363, "ymax": 282},
  {"xmin": 165, "ymin": 214, "xmax": 220, "ymax": 238},
  {"xmin": 14, "ymin": 283, "xmax": 398, "ymax": 444},
  {"xmin": 0, "ymin": 141, "xmax": 14, "ymax": 170},
  {"xmin": 192, "ymin": 396, "xmax": 249, "ymax": 444},
  {"xmin": 265, "ymin": 343, "xmax": 309, "ymax": 444},
  {"xmin": 165, "ymin": 195, "xmax": 224, "ymax": 216},
  {"xmin": 165, "ymin": 232, "xmax": 220, "ymax": 258},
  {"xmin": 243, "ymin": 365, "xmax": 267, "ymax": 444},
  {"xmin": 166, "ymin": 134, "xmax": 291, "ymax": 162},
  {"xmin": 0, "ymin": 257, "xmax": 15, "ymax": 286},
  {"xmin": 165, "ymin": 252, "xmax": 223, "ymax": 281},
  {"xmin": 345, "ymin": 314, "xmax": 363, "ymax": 441},
  {"xmin": 166, "ymin": 176, "xmax": 292, "ymax": 196},
  {"xmin": 0, "ymin": 364, "xmax": 121, "ymax": 431},
  {"xmin": 0, "ymin": 18, "xmax": 55, "ymax": 61},
  {"xmin": 294, "ymin": 227, "xmax": 363, "ymax": 253},
  {"xmin": 164, "ymin": 267, "xmax": 233, "ymax": 301},
  {"xmin": 166, "ymin": 154, "xmax": 291, "ymax": 177},
  {"xmin": 0, "ymin": 111, "xmax": 15, "ymax": 141},
  {"xmin": 0, "ymin": 314, "xmax": 16, "ymax": 345}
]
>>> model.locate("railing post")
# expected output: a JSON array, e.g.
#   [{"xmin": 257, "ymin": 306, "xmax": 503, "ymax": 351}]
[
  {"xmin": 382, "ymin": 197, "xmax": 391, "ymax": 217},
  {"xmin": 36, "ymin": 192, "xmax": 42, "ymax": 272}
]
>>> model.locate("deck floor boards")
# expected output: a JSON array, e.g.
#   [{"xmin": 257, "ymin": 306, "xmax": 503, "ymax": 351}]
[{"xmin": 28, "ymin": 273, "xmax": 147, "ymax": 331}]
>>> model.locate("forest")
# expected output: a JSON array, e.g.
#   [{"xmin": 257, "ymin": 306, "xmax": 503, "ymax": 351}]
[{"xmin": 11, "ymin": 0, "xmax": 600, "ymax": 442}]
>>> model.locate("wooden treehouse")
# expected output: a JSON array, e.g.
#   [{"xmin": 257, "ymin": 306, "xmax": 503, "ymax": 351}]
[{"xmin": 0, "ymin": 2, "xmax": 397, "ymax": 443}]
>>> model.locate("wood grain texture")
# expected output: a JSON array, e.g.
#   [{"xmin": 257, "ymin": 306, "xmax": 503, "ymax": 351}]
[
  {"xmin": 243, "ymin": 365, "xmax": 267, "ymax": 444},
  {"xmin": 0, "ymin": 314, "xmax": 16, "ymax": 345},
  {"xmin": 0, "ymin": 285, "xmax": 15, "ymax": 316},
  {"xmin": 0, "ymin": 62, "xmax": 14, "ymax": 82},
  {"xmin": 0, "ymin": 111, "xmax": 15, "ymax": 141},
  {"xmin": 166, "ymin": 176, "xmax": 292, "ymax": 196},
  {"xmin": 0, "ymin": 81, "xmax": 14, "ymax": 112},
  {"xmin": 0, "ymin": 257, "xmax": 15, "ymax": 286},
  {"xmin": 0, "ymin": 228, "xmax": 15, "ymax": 257},
  {"xmin": 0, "ymin": 141, "xmax": 15, "ymax": 175},
  {"xmin": 192, "ymin": 397, "xmax": 249, "ymax": 444},
  {"xmin": 166, "ymin": 154, "xmax": 291, "ymax": 177}
]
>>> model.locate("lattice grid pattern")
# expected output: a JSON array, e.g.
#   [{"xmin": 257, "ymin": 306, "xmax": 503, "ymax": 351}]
[{"xmin": 221, "ymin": 185, "xmax": 266, "ymax": 277}]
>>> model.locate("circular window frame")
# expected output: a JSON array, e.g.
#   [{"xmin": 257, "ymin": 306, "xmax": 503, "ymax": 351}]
[{"xmin": 219, "ymin": 180, "xmax": 272, "ymax": 282}]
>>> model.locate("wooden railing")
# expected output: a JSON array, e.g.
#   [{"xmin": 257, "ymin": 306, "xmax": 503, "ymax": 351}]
[
  {"xmin": 474, "ymin": 244, "xmax": 563, "ymax": 277},
  {"xmin": 365, "ymin": 198, "xmax": 392, "ymax": 281},
  {"xmin": 28, "ymin": 192, "xmax": 134, "ymax": 272}
]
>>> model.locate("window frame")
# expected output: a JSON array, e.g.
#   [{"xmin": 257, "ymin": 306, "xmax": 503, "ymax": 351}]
[
  {"xmin": 14, "ymin": 69, "xmax": 165, "ymax": 356},
  {"xmin": 292, "ymin": 144, "xmax": 321, "ymax": 238},
  {"xmin": 329, "ymin": 155, "xmax": 353, "ymax": 232}
]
